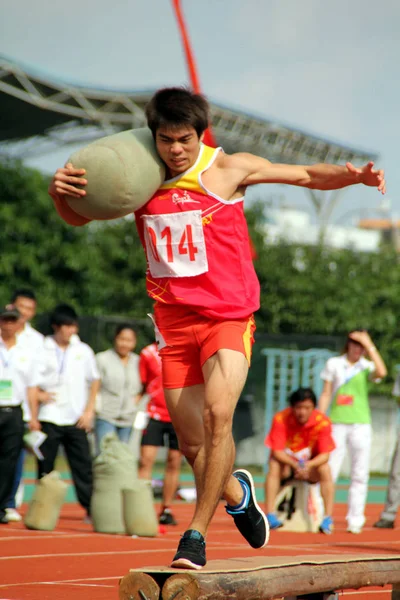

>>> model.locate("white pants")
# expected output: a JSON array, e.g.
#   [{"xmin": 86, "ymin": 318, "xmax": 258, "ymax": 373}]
[{"xmin": 329, "ymin": 423, "xmax": 372, "ymax": 529}]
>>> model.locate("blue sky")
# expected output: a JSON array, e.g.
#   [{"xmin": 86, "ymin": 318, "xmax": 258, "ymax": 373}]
[{"xmin": 1, "ymin": 0, "xmax": 399, "ymax": 224}]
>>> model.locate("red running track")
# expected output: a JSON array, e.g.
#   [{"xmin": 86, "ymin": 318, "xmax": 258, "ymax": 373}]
[{"xmin": 0, "ymin": 502, "xmax": 397, "ymax": 600}]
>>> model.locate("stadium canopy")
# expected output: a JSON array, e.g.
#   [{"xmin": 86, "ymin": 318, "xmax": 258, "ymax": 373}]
[{"xmin": 0, "ymin": 55, "xmax": 378, "ymax": 165}]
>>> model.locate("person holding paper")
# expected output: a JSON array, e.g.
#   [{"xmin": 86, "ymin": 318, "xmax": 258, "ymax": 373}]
[{"xmin": 0, "ymin": 306, "xmax": 40, "ymax": 524}]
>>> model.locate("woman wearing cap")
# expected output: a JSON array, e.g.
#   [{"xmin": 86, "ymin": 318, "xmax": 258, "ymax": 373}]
[{"xmin": 318, "ymin": 330, "xmax": 387, "ymax": 534}]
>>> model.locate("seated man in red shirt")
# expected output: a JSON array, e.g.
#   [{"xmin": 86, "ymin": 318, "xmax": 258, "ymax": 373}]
[{"xmin": 264, "ymin": 387, "xmax": 335, "ymax": 534}]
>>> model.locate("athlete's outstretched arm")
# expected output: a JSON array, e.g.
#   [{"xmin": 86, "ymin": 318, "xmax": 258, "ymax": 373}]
[{"xmin": 226, "ymin": 153, "xmax": 386, "ymax": 194}]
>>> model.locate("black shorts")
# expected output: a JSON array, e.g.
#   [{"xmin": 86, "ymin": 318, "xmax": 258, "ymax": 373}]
[{"xmin": 141, "ymin": 418, "xmax": 179, "ymax": 451}]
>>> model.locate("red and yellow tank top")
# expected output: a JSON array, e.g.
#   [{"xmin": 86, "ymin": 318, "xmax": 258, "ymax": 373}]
[{"xmin": 134, "ymin": 144, "xmax": 260, "ymax": 319}]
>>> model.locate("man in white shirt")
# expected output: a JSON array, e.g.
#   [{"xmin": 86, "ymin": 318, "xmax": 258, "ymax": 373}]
[
  {"xmin": 37, "ymin": 304, "xmax": 100, "ymax": 518},
  {"xmin": 6, "ymin": 289, "xmax": 45, "ymax": 522},
  {"xmin": 0, "ymin": 306, "xmax": 40, "ymax": 524},
  {"xmin": 12, "ymin": 289, "xmax": 44, "ymax": 351}
]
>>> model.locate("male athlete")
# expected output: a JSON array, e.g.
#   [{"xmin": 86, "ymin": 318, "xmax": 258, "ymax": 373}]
[{"xmin": 49, "ymin": 87, "xmax": 386, "ymax": 569}]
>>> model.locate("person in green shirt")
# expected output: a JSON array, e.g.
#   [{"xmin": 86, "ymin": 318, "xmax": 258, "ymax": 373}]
[{"xmin": 318, "ymin": 329, "xmax": 387, "ymax": 534}]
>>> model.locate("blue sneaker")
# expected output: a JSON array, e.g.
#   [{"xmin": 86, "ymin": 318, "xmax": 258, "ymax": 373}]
[
  {"xmin": 226, "ymin": 469, "xmax": 270, "ymax": 548},
  {"xmin": 266, "ymin": 512, "xmax": 284, "ymax": 530},
  {"xmin": 319, "ymin": 516, "xmax": 334, "ymax": 534}
]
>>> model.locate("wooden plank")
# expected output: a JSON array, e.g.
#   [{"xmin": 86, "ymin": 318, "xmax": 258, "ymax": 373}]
[
  {"xmin": 158, "ymin": 556, "xmax": 400, "ymax": 600},
  {"xmin": 131, "ymin": 553, "xmax": 400, "ymax": 575}
]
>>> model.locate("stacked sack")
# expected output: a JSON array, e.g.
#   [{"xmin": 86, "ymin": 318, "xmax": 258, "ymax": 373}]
[{"xmin": 91, "ymin": 433, "xmax": 158, "ymax": 536}]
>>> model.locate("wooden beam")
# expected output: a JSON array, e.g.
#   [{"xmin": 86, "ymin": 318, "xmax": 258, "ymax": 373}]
[
  {"xmin": 119, "ymin": 555, "xmax": 400, "ymax": 600},
  {"xmin": 160, "ymin": 559, "xmax": 400, "ymax": 600}
]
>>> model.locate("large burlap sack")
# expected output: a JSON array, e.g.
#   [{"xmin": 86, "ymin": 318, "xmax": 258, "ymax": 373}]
[
  {"xmin": 122, "ymin": 481, "xmax": 158, "ymax": 537},
  {"xmin": 65, "ymin": 128, "xmax": 165, "ymax": 220},
  {"xmin": 24, "ymin": 471, "xmax": 68, "ymax": 531},
  {"xmin": 91, "ymin": 433, "xmax": 137, "ymax": 534}
]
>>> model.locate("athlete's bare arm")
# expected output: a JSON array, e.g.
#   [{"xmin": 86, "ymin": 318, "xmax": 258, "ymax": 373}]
[{"xmin": 221, "ymin": 152, "xmax": 386, "ymax": 194}]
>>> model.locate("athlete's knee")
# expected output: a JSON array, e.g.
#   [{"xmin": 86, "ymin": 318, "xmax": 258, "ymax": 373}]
[
  {"xmin": 178, "ymin": 440, "xmax": 201, "ymax": 464},
  {"xmin": 203, "ymin": 402, "xmax": 234, "ymax": 436}
]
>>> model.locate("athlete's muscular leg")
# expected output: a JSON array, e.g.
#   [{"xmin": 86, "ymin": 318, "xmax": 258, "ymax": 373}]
[
  {"xmin": 165, "ymin": 349, "xmax": 247, "ymax": 537},
  {"xmin": 164, "ymin": 383, "xmax": 205, "ymax": 506}
]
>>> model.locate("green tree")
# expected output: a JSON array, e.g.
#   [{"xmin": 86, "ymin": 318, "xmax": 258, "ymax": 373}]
[{"xmin": 0, "ymin": 158, "xmax": 96, "ymax": 311}]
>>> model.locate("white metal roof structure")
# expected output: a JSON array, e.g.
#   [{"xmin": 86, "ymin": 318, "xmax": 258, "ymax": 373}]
[{"xmin": 0, "ymin": 55, "xmax": 378, "ymax": 165}]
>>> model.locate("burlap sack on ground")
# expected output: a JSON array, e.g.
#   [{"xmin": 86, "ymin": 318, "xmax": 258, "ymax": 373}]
[
  {"xmin": 91, "ymin": 433, "xmax": 137, "ymax": 534},
  {"xmin": 24, "ymin": 471, "xmax": 68, "ymax": 531},
  {"xmin": 122, "ymin": 480, "xmax": 158, "ymax": 537}
]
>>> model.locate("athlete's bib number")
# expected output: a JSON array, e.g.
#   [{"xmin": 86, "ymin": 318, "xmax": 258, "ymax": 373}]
[{"xmin": 143, "ymin": 211, "xmax": 208, "ymax": 278}]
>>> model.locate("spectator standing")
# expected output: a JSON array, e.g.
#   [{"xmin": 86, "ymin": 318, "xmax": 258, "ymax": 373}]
[
  {"xmin": 37, "ymin": 304, "xmax": 100, "ymax": 519},
  {"xmin": 0, "ymin": 306, "xmax": 40, "ymax": 524},
  {"xmin": 12, "ymin": 289, "xmax": 44, "ymax": 351},
  {"xmin": 95, "ymin": 324, "xmax": 142, "ymax": 453},
  {"xmin": 373, "ymin": 372, "xmax": 400, "ymax": 529},
  {"xmin": 5, "ymin": 289, "xmax": 44, "ymax": 522},
  {"xmin": 318, "ymin": 329, "xmax": 387, "ymax": 533}
]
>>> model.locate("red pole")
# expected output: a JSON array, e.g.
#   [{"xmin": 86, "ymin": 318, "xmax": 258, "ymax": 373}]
[{"xmin": 171, "ymin": 0, "xmax": 216, "ymax": 146}]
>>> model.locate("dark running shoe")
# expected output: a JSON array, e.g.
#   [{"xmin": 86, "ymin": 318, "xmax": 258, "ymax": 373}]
[
  {"xmin": 226, "ymin": 469, "xmax": 270, "ymax": 549},
  {"xmin": 373, "ymin": 518, "xmax": 395, "ymax": 529},
  {"xmin": 171, "ymin": 529, "xmax": 206, "ymax": 570},
  {"xmin": 159, "ymin": 508, "xmax": 178, "ymax": 526}
]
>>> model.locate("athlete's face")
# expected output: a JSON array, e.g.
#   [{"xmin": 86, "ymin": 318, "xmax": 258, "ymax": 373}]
[
  {"xmin": 292, "ymin": 399, "xmax": 315, "ymax": 426},
  {"xmin": 155, "ymin": 126, "xmax": 203, "ymax": 177}
]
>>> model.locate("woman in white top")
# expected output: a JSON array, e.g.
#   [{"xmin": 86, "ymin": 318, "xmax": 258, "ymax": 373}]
[
  {"xmin": 318, "ymin": 329, "xmax": 387, "ymax": 534},
  {"xmin": 95, "ymin": 325, "xmax": 142, "ymax": 454}
]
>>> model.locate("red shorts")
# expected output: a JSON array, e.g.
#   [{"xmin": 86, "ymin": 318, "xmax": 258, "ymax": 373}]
[{"xmin": 153, "ymin": 304, "xmax": 256, "ymax": 389}]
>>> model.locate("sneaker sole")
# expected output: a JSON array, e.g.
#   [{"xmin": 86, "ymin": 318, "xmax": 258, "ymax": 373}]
[
  {"xmin": 233, "ymin": 468, "xmax": 270, "ymax": 548},
  {"xmin": 170, "ymin": 558, "xmax": 204, "ymax": 570}
]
